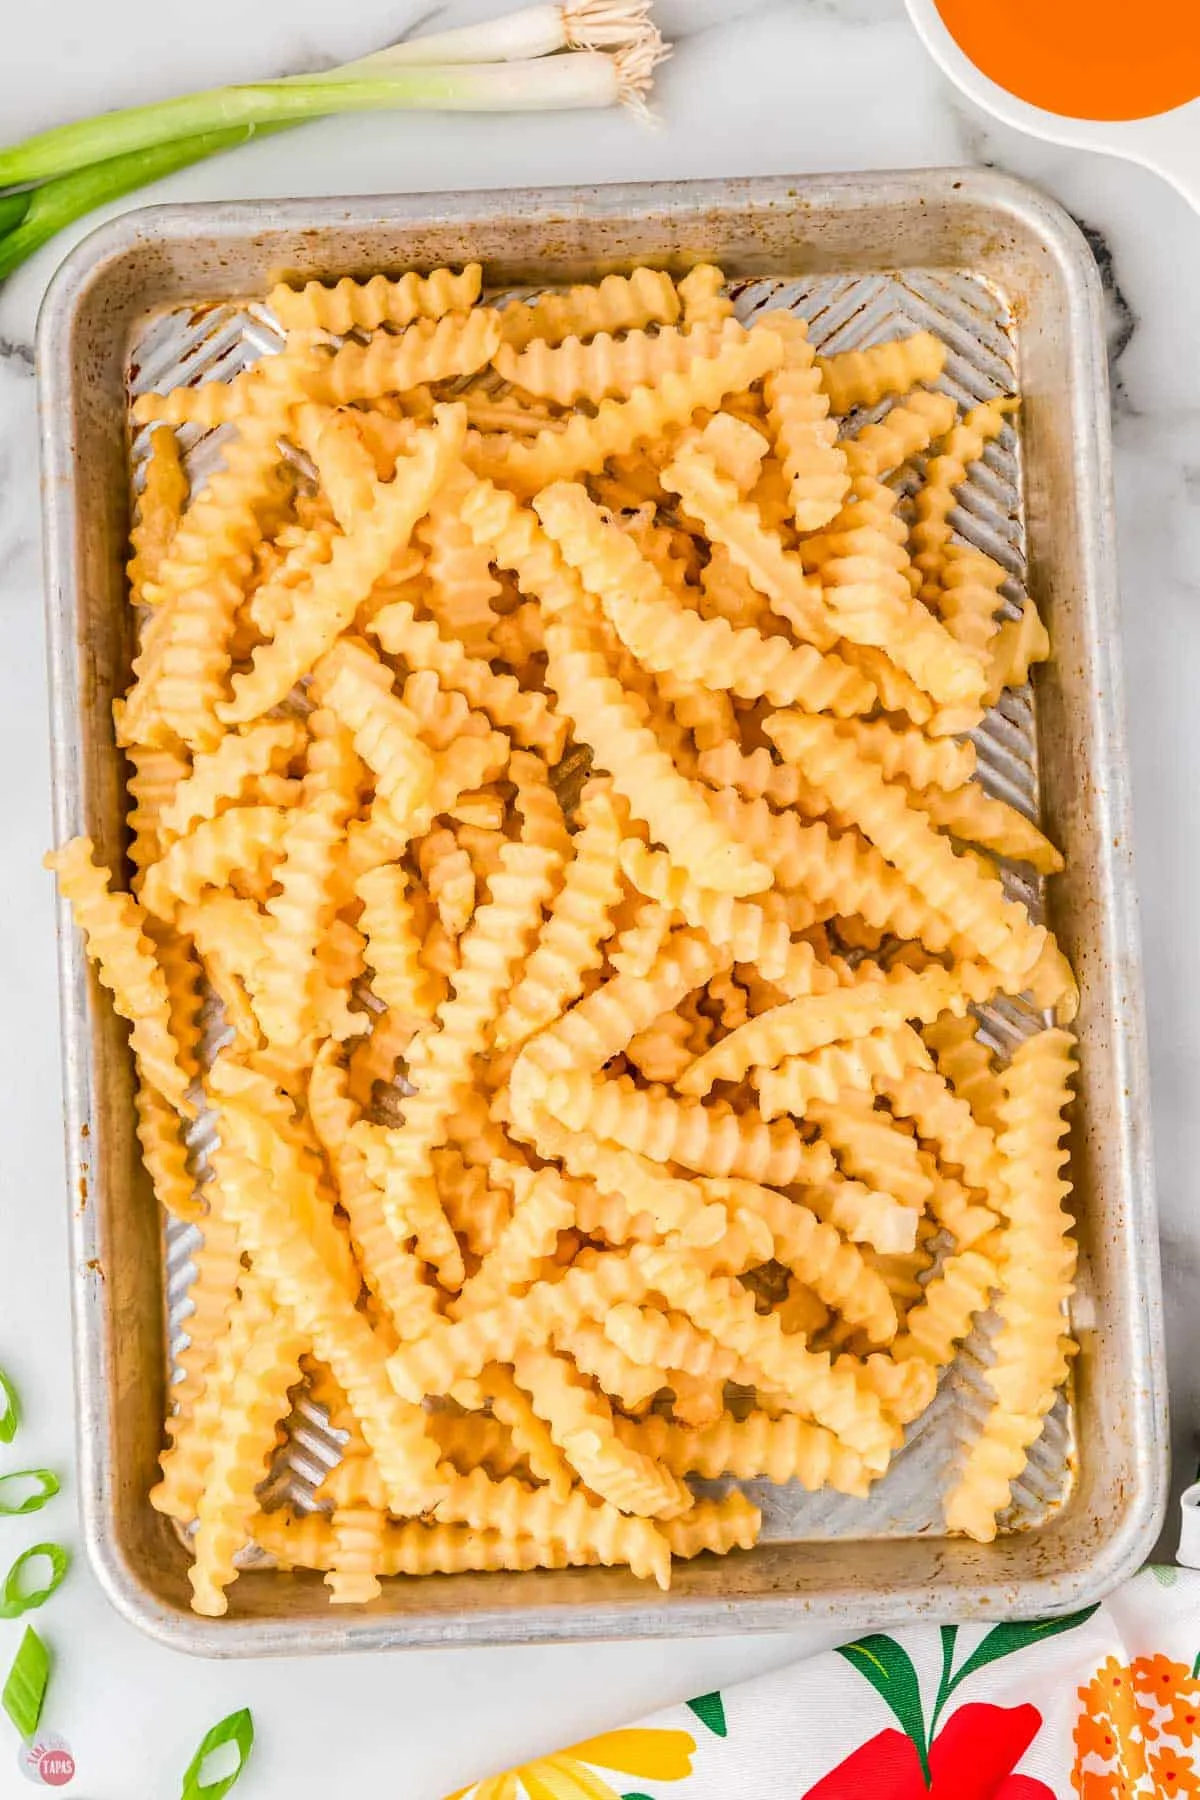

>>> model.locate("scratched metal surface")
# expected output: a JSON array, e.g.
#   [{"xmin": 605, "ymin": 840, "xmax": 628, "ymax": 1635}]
[{"xmin": 132, "ymin": 265, "xmax": 1073, "ymax": 1555}]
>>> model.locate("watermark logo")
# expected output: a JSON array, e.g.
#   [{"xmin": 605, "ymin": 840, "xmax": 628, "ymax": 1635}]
[{"xmin": 20, "ymin": 1732, "xmax": 75, "ymax": 1787}]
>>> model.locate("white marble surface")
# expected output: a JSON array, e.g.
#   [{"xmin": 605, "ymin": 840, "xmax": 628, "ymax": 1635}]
[{"xmin": 1, "ymin": 2, "xmax": 1199, "ymax": 1794}]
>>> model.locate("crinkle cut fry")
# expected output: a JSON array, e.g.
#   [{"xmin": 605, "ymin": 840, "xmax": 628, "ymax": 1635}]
[
  {"xmin": 816, "ymin": 330, "xmax": 948, "ymax": 415},
  {"xmin": 216, "ymin": 405, "xmax": 467, "ymax": 727},
  {"xmin": 986, "ymin": 597, "xmax": 1050, "ymax": 703},
  {"xmin": 511, "ymin": 1345, "xmax": 692, "ymax": 1521},
  {"xmin": 537, "ymin": 1067, "xmax": 836, "ymax": 1189},
  {"xmin": 677, "ymin": 962, "xmax": 967, "ymax": 1098},
  {"xmin": 212, "ymin": 1098, "xmax": 446, "ymax": 1515},
  {"xmin": 543, "ymin": 602, "xmax": 771, "ymax": 898},
  {"xmin": 127, "ymin": 424, "xmax": 188, "ymax": 604},
  {"xmin": 764, "ymin": 711, "xmax": 1045, "ymax": 983},
  {"xmin": 873, "ymin": 1024, "xmax": 1002, "ymax": 1195},
  {"xmin": 617, "ymin": 839, "xmax": 838, "ymax": 993},
  {"xmin": 493, "ymin": 776, "xmax": 627, "ymax": 1057},
  {"xmin": 189, "ymin": 1285, "xmax": 308, "ymax": 1616},
  {"xmin": 924, "ymin": 1011, "xmax": 1006, "ymax": 1132},
  {"xmin": 135, "ymin": 313, "xmax": 501, "ymax": 428},
  {"xmin": 493, "ymin": 317, "xmax": 746, "ymax": 407},
  {"xmin": 151, "ymin": 1258, "xmax": 267, "ymax": 1525},
  {"xmin": 944, "ymin": 1028, "xmax": 1078, "ymax": 1542},
  {"xmin": 312, "ymin": 638, "xmax": 436, "ymax": 840},
  {"xmin": 508, "ymin": 1101, "xmax": 729, "ymax": 1249},
  {"xmin": 252, "ymin": 778, "xmax": 353, "ymax": 1064},
  {"xmin": 533, "ymin": 479, "xmax": 873, "ymax": 716},
  {"xmin": 615, "ymin": 1410, "xmax": 870, "ymax": 1496},
  {"xmin": 385, "ymin": 1252, "xmax": 651, "ymax": 1401},
  {"xmin": 267, "ymin": 263, "xmax": 482, "ymax": 334},
  {"xmin": 625, "ymin": 1246, "xmax": 896, "ymax": 1470},
  {"xmin": 369, "ymin": 598, "xmax": 566, "ymax": 758},
  {"xmin": 119, "ymin": 408, "xmax": 291, "ymax": 750},
  {"xmin": 756, "ymin": 308, "xmax": 849, "ymax": 531},
  {"xmin": 806, "ymin": 1088, "xmax": 933, "ymax": 1211},
  {"xmin": 125, "ymin": 744, "xmax": 190, "ymax": 891},
  {"xmin": 750, "ymin": 1023, "xmax": 924, "ymax": 1120},
  {"xmin": 157, "ymin": 719, "xmax": 304, "ymax": 846},
  {"xmin": 895, "ymin": 1240, "xmax": 1000, "ymax": 1372},
  {"xmin": 842, "ymin": 389, "xmax": 958, "ymax": 484},
  {"xmin": 496, "ymin": 267, "xmax": 681, "ymax": 350},
  {"xmin": 910, "ymin": 395, "xmax": 1018, "ymax": 602},
  {"xmin": 45, "ymin": 836, "xmax": 192, "ymax": 1114},
  {"xmin": 307, "ymin": 1039, "xmax": 441, "ymax": 1344},
  {"xmin": 836, "ymin": 716, "xmax": 975, "ymax": 794},
  {"xmin": 145, "ymin": 916, "xmax": 204, "ymax": 1082},
  {"xmin": 433, "ymin": 1467, "xmax": 672, "ymax": 1589},
  {"xmin": 366, "ymin": 841, "xmax": 560, "ymax": 1287},
  {"xmin": 701, "ymin": 1176, "xmax": 898, "ymax": 1346},
  {"xmin": 254, "ymin": 1511, "xmax": 681, "ymax": 1581},
  {"xmin": 134, "ymin": 1080, "xmax": 202, "ymax": 1222},
  {"xmin": 452, "ymin": 1164, "xmax": 575, "ymax": 1318},
  {"xmin": 475, "ymin": 1364, "xmax": 574, "ymax": 1502},
  {"xmin": 467, "ymin": 329, "xmax": 785, "ymax": 496},
  {"xmin": 678, "ymin": 263, "xmax": 733, "ymax": 325},
  {"xmin": 139, "ymin": 804, "xmax": 290, "ymax": 921},
  {"xmin": 661, "ymin": 443, "xmax": 840, "ymax": 651},
  {"xmin": 264, "ymin": 1493, "xmax": 759, "ymax": 1578},
  {"xmin": 514, "ymin": 925, "xmax": 727, "ymax": 1091},
  {"xmin": 803, "ymin": 475, "xmax": 988, "ymax": 710},
  {"xmin": 417, "ymin": 469, "xmax": 505, "ymax": 658}
]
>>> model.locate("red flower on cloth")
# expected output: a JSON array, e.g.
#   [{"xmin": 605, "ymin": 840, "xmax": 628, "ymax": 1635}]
[
  {"xmin": 807, "ymin": 1612, "xmax": 1101, "ymax": 1799},
  {"xmin": 805, "ymin": 1703, "xmax": 1054, "ymax": 1799}
]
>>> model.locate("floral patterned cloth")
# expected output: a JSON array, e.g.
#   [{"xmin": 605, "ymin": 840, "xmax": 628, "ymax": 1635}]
[{"xmin": 452, "ymin": 1566, "xmax": 1200, "ymax": 1799}]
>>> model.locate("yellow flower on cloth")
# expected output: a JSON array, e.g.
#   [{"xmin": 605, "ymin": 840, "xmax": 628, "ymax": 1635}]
[{"xmin": 449, "ymin": 1728, "xmax": 697, "ymax": 1799}]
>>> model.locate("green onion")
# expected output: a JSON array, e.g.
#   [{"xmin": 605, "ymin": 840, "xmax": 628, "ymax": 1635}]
[
  {"xmin": 0, "ymin": 1371, "xmax": 18, "ymax": 1445},
  {"xmin": 181, "ymin": 1708, "xmax": 254, "ymax": 1800},
  {"xmin": 0, "ymin": 192, "xmax": 31, "ymax": 237},
  {"xmin": 0, "ymin": 1472, "xmax": 59, "ymax": 1518},
  {"xmin": 0, "ymin": 4, "xmax": 665, "ymax": 286},
  {"xmin": 0, "ymin": 128, "xmax": 286, "ymax": 284},
  {"xmin": 0, "ymin": 49, "xmax": 656, "ymax": 191},
  {"xmin": 0, "ymin": 1545, "xmax": 69, "ymax": 1620},
  {"xmin": 2, "ymin": 1628, "xmax": 50, "ymax": 1740},
  {"xmin": 317, "ymin": 0, "xmax": 657, "ymax": 76}
]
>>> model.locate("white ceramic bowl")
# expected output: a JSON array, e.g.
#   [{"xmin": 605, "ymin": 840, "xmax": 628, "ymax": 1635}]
[{"xmin": 905, "ymin": 0, "xmax": 1200, "ymax": 213}]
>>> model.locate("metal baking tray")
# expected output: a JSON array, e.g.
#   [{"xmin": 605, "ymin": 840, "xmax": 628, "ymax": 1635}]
[{"xmin": 38, "ymin": 170, "xmax": 1167, "ymax": 1655}]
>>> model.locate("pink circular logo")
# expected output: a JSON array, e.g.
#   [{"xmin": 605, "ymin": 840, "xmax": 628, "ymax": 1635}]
[{"xmin": 20, "ymin": 1733, "xmax": 75, "ymax": 1787}]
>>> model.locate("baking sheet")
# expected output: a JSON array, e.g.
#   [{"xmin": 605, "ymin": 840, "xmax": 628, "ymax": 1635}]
[{"xmin": 39, "ymin": 172, "xmax": 1166, "ymax": 1651}]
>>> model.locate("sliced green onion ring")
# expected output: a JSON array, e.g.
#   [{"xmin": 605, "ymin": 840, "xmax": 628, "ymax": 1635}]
[
  {"xmin": 0, "ymin": 1370, "xmax": 19, "ymax": 1444},
  {"xmin": 0, "ymin": 1472, "xmax": 59, "ymax": 1518},
  {"xmin": 2, "ymin": 1627, "xmax": 50, "ymax": 1738},
  {"xmin": 181, "ymin": 1708, "xmax": 255, "ymax": 1800},
  {"xmin": 0, "ymin": 1545, "xmax": 69, "ymax": 1619}
]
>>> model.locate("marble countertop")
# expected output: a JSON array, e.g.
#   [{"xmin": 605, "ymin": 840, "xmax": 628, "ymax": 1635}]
[{"xmin": 2, "ymin": 2, "xmax": 1199, "ymax": 1793}]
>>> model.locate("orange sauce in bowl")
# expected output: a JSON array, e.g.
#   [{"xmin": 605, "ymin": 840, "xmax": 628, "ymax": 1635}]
[{"xmin": 933, "ymin": 0, "xmax": 1200, "ymax": 122}]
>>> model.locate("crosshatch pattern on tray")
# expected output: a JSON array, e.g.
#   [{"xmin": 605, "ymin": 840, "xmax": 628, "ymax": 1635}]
[{"xmin": 129, "ymin": 266, "xmax": 1074, "ymax": 1557}]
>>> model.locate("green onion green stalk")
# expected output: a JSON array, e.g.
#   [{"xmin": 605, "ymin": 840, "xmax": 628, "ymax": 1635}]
[
  {"xmin": 0, "ymin": 3, "xmax": 666, "ymax": 282},
  {"xmin": 0, "ymin": 128, "xmax": 283, "ymax": 283}
]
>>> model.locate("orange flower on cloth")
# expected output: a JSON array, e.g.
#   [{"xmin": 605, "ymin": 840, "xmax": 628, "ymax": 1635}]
[
  {"xmin": 1151, "ymin": 1746, "xmax": 1200, "ymax": 1799},
  {"xmin": 448, "ymin": 1727, "xmax": 696, "ymax": 1800},
  {"xmin": 1074, "ymin": 1651, "xmax": 1200, "ymax": 1797},
  {"xmin": 1167, "ymin": 1685, "xmax": 1200, "ymax": 1751}
]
